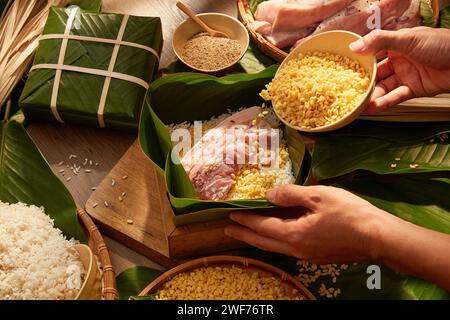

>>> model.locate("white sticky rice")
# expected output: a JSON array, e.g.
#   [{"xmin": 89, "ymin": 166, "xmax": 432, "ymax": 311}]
[{"xmin": 0, "ymin": 201, "xmax": 85, "ymax": 300}]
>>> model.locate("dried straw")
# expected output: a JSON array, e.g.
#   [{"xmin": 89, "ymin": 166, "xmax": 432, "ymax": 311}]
[{"xmin": 0, "ymin": 0, "xmax": 68, "ymax": 110}]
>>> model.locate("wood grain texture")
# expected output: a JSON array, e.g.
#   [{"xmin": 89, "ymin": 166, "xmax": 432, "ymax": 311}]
[
  {"xmin": 86, "ymin": 140, "xmax": 173, "ymax": 267},
  {"xmin": 26, "ymin": 0, "xmax": 238, "ymax": 274}
]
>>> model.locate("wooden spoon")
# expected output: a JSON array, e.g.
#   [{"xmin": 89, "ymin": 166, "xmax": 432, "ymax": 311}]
[{"xmin": 176, "ymin": 1, "xmax": 229, "ymax": 38}]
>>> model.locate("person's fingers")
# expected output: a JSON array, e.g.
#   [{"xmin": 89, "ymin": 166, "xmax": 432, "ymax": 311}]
[
  {"xmin": 224, "ymin": 225, "xmax": 298, "ymax": 257},
  {"xmin": 376, "ymin": 58, "xmax": 394, "ymax": 81},
  {"xmin": 349, "ymin": 29, "xmax": 411, "ymax": 55},
  {"xmin": 363, "ymin": 74, "xmax": 401, "ymax": 114},
  {"xmin": 265, "ymin": 185, "xmax": 322, "ymax": 209},
  {"xmin": 378, "ymin": 74, "xmax": 402, "ymax": 92},
  {"xmin": 229, "ymin": 212, "xmax": 296, "ymax": 240},
  {"xmin": 365, "ymin": 86, "xmax": 414, "ymax": 114},
  {"xmin": 375, "ymin": 49, "xmax": 388, "ymax": 60}
]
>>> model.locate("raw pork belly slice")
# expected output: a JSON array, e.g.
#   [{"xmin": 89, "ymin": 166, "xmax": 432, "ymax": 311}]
[
  {"xmin": 250, "ymin": 20, "xmax": 315, "ymax": 48},
  {"xmin": 255, "ymin": 0, "xmax": 287, "ymax": 24},
  {"xmin": 254, "ymin": 0, "xmax": 353, "ymax": 47},
  {"xmin": 253, "ymin": 0, "xmax": 421, "ymax": 49},
  {"xmin": 312, "ymin": 0, "xmax": 415, "ymax": 36},
  {"xmin": 181, "ymin": 107, "xmax": 276, "ymax": 201},
  {"xmin": 250, "ymin": 20, "xmax": 272, "ymax": 36},
  {"xmin": 266, "ymin": 26, "xmax": 316, "ymax": 48},
  {"xmin": 384, "ymin": 0, "xmax": 421, "ymax": 30},
  {"xmin": 188, "ymin": 163, "xmax": 236, "ymax": 201},
  {"xmin": 272, "ymin": 0, "xmax": 355, "ymax": 32}
]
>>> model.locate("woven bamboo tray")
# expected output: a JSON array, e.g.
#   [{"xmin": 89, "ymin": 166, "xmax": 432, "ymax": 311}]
[
  {"xmin": 78, "ymin": 208, "xmax": 118, "ymax": 300},
  {"xmin": 237, "ymin": 0, "xmax": 288, "ymax": 62},
  {"xmin": 139, "ymin": 255, "xmax": 316, "ymax": 300}
]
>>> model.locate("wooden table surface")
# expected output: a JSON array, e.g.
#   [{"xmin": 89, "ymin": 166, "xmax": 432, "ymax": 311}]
[{"xmin": 27, "ymin": 0, "xmax": 237, "ymax": 274}]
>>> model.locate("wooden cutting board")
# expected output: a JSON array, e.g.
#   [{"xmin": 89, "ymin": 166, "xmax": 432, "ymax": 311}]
[{"xmin": 85, "ymin": 140, "xmax": 246, "ymax": 269}]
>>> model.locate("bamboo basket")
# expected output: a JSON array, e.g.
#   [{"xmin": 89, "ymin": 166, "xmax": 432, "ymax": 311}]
[
  {"xmin": 77, "ymin": 208, "xmax": 118, "ymax": 300},
  {"xmin": 237, "ymin": 0, "xmax": 288, "ymax": 62},
  {"xmin": 139, "ymin": 255, "xmax": 316, "ymax": 300}
]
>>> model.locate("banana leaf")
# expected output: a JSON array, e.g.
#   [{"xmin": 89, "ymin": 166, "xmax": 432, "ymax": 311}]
[
  {"xmin": 19, "ymin": 7, "xmax": 162, "ymax": 132},
  {"xmin": 322, "ymin": 121, "xmax": 450, "ymax": 143},
  {"xmin": 440, "ymin": 5, "xmax": 450, "ymax": 28},
  {"xmin": 0, "ymin": 0, "xmax": 9, "ymax": 17},
  {"xmin": 311, "ymin": 121, "xmax": 450, "ymax": 182},
  {"xmin": 421, "ymin": 0, "xmax": 439, "ymax": 27},
  {"xmin": 248, "ymin": 0, "xmax": 266, "ymax": 15},
  {"xmin": 0, "ymin": 119, "xmax": 86, "ymax": 242},
  {"xmin": 338, "ymin": 173, "xmax": 450, "ymax": 233},
  {"xmin": 116, "ymin": 267, "xmax": 164, "ymax": 300},
  {"xmin": 139, "ymin": 68, "xmax": 308, "ymax": 224},
  {"xmin": 68, "ymin": 0, "xmax": 102, "ymax": 12},
  {"xmin": 237, "ymin": 43, "xmax": 276, "ymax": 74}
]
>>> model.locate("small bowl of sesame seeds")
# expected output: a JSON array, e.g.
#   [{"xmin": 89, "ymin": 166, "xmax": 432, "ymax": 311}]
[
  {"xmin": 173, "ymin": 13, "xmax": 249, "ymax": 73},
  {"xmin": 261, "ymin": 31, "xmax": 377, "ymax": 133}
]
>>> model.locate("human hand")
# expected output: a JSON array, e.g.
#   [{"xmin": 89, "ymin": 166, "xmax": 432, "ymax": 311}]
[
  {"xmin": 349, "ymin": 27, "xmax": 450, "ymax": 114},
  {"xmin": 225, "ymin": 185, "xmax": 395, "ymax": 264}
]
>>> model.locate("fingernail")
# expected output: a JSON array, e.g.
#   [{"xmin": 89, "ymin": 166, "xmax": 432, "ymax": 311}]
[
  {"xmin": 266, "ymin": 189, "xmax": 276, "ymax": 201},
  {"xmin": 229, "ymin": 213, "xmax": 237, "ymax": 221},
  {"xmin": 349, "ymin": 39, "xmax": 366, "ymax": 52}
]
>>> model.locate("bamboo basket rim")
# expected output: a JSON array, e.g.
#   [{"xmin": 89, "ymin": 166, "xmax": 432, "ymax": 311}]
[
  {"xmin": 237, "ymin": 0, "xmax": 288, "ymax": 63},
  {"xmin": 138, "ymin": 255, "xmax": 316, "ymax": 300},
  {"xmin": 77, "ymin": 208, "xmax": 118, "ymax": 300}
]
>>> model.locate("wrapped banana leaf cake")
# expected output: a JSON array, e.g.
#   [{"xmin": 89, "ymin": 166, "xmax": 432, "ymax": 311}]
[{"xmin": 20, "ymin": 6, "xmax": 163, "ymax": 131}]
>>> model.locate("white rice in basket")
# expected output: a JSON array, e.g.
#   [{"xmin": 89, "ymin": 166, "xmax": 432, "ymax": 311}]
[{"xmin": 0, "ymin": 201, "xmax": 85, "ymax": 300}]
